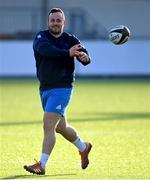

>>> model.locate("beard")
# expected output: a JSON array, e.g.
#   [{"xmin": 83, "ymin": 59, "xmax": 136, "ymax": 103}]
[{"xmin": 49, "ymin": 26, "xmax": 62, "ymax": 35}]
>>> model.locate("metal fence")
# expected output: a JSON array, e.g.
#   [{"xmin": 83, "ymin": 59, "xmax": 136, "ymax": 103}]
[{"xmin": 0, "ymin": 6, "xmax": 107, "ymax": 40}]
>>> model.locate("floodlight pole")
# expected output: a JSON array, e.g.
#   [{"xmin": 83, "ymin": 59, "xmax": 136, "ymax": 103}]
[{"xmin": 41, "ymin": 0, "xmax": 48, "ymax": 29}]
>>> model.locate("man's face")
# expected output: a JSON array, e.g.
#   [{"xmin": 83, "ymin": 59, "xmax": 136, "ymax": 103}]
[{"xmin": 48, "ymin": 12, "xmax": 65, "ymax": 36}]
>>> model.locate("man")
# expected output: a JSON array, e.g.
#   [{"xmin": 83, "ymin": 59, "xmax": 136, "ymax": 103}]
[{"xmin": 24, "ymin": 8, "xmax": 92, "ymax": 175}]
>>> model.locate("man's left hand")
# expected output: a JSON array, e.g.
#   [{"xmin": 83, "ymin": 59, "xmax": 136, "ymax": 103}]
[{"xmin": 77, "ymin": 52, "xmax": 90, "ymax": 63}]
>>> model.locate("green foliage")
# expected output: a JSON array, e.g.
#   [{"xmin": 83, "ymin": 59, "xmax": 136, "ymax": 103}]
[{"xmin": 0, "ymin": 79, "xmax": 150, "ymax": 179}]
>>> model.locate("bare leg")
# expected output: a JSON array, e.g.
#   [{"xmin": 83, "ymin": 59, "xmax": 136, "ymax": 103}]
[
  {"xmin": 56, "ymin": 117, "xmax": 92, "ymax": 170},
  {"xmin": 56, "ymin": 116, "xmax": 78, "ymax": 142},
  {"xmin": 42, "ymin": 112, "xmax": 61, "ymax": 155},
  {"xmin": 23, "ymin": 112, "xmax": 61, "ymax": 173},
  {"xmin": 56, "ymin": 116, "xmax": 87, "ymax": 153}
]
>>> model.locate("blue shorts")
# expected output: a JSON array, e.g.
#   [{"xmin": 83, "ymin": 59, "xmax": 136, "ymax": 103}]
[{"xmin": 40, "ymin": 88, "xmax": 73, "ymax": 116}]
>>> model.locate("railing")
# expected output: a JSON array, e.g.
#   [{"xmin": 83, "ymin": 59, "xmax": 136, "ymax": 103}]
[
  {"xmin": 0, "ymin": 6, "xmax": 107, "ymax": 40},
  {"xmin": 0, "ymin": 7, "xmax": 41, "ymax": 39}
]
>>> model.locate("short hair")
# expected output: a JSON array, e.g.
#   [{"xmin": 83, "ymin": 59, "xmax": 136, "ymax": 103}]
[{"xmin": 48, "ymin": 8, "xmax": 65, "ymax": 19}]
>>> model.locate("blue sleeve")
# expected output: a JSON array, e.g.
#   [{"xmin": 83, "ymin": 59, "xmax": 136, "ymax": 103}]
[{"xmin": 33, "ymin": 32, "xmax": 70, "ymax": 58}]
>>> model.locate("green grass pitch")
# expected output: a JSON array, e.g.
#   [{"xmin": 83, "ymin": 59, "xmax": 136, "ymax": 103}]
[{"xmin": 0, "ymin": 78, "xmax": 150, "ymax": 179}]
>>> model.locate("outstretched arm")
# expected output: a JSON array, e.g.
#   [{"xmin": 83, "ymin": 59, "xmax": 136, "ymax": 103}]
[{"xmin": 76, "ymin": 47, "xmax": 91, "ymax": 66}]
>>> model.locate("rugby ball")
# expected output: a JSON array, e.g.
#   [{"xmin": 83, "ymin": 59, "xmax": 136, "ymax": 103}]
[{"xmin": 109, "ymin": 25, "xmax": 130, "ymax": 45}]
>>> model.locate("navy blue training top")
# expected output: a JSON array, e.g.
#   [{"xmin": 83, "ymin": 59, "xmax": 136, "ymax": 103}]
[{"xmin": 33, "ymin": 30, "xmax": 90, "ymax": 90}]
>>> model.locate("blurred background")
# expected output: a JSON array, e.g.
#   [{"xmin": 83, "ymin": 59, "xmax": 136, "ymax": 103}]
[
  {"xmin": 0, "ymin": 0, "xmax": 150, "ymax": 77},
  {"xmin": 1, "ymin": 1, "xmax": 150, "ymax": 179}
]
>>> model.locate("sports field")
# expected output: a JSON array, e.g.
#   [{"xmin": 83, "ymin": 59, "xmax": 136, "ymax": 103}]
[{"xmin": 0, "ymin": 78, "xmax": 150, "ymax": 179}]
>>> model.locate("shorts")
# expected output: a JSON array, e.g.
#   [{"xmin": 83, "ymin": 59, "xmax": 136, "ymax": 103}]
[{"xmin": 40, "ymin": 88, "xmax": 73, "ymax": 116}]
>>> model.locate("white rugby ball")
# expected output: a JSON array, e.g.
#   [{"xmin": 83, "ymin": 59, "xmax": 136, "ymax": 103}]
[{"xmin": 109, "ymin": 25, "xmax": 130, "ymax": 45}]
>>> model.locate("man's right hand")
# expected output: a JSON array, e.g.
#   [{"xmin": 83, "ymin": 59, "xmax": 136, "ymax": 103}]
[{"xmin": 69, "ymin": 44, "xmax": 82, "ymax": 57}]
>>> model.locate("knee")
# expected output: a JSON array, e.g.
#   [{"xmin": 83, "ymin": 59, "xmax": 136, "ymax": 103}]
[{"xmin": 43, "ymin": 112, "xmax": 60, "ymax": 132}]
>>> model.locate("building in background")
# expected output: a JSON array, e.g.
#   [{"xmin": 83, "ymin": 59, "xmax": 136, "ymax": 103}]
[
  {"xmin": 0, "ymin": 0, "xmax": 150, "ymax": 40},
  {"xmin": 0, "ymin": 0, "xmax": 150, "ymax": 77}
]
